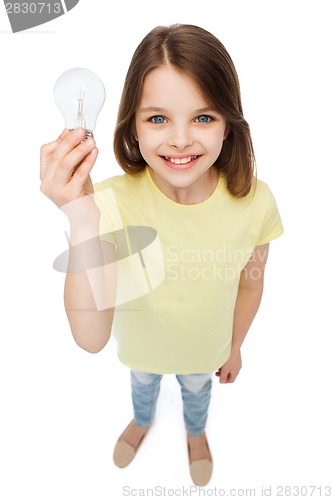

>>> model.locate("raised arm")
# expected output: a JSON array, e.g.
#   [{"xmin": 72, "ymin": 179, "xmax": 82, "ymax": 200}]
[{"xmin": 40, "ymin": 128, "xmax": 115, "ymax": 353}]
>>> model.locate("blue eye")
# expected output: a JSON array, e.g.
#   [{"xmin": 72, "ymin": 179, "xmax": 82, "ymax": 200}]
[
  {"xmin": 150, "ymin": 115, "xmax": 166, "ymax": 124},
  {"xmin": 195, "ymin": 115, "xmax": 213, "ymax": 123}
]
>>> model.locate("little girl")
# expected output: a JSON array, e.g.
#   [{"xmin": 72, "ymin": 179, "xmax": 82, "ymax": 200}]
[{"xmin": 40, "ymin": 24, "xmax": 283, "ymax": 486}]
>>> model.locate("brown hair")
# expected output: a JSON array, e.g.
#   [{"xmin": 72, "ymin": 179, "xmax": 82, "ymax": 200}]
[{"xmin": 114, "ymin": 24, "xmax": 256, "ymax": 197}]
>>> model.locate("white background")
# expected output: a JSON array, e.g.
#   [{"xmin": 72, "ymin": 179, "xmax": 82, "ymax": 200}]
[{"xmin": 1, "ymin": 1, "xmax": 332, "ymax": 498}]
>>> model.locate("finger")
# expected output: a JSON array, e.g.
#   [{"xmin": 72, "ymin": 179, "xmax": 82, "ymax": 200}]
[
  {"xmin": 69, "ymin": 147, "xmax": 98, "ymax": 191},
  {"xmin": 226, "ymin": 373, "xmax": 235, "ymax": 383},
  {"xmin": 51, "ymin": 128, "xmax": 87, "ymax": 165},
  {"xmin": 41, "ymin": 129, "xmax": 71, "ymax": 157},
  {"xmin": 224, "ymin": 369, "xmax": 240, "ymax": 384},
  {"xmin": 41, "ymin": 148, "xmax": 98, "ymax": 208},
  {"xmin": 57, "ymin": 128, "xmax": 71, "ymax": 141},
  {"xmin": 219, "ymin": 369, "xmax": 230, "ymax": 384},
  {"xmin": 50, "ymin": 137, "xmax": 96, "ymax": 186},
  {"xmin": 40, "ymin": 129, "xmax": 71, "ymax": 180},
  {"xmin": 41, "ymin": 133, "xmax": 96, "ymax": 188}
]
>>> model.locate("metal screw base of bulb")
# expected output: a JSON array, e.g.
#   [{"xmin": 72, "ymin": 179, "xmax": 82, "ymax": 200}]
[{"xmin": 69, "ymin": 129, "xmax": 93, "ymax": 140}]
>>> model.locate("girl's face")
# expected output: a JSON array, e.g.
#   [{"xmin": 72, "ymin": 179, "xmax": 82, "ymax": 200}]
[{"xmin": 135, "ymin": 65, "xmax": 227, "ymax": 204}]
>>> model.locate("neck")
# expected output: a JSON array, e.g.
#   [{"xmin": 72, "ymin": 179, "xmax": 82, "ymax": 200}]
[{"xmin": 148, "ymin": 167, "xmax": 219, "ymax": 205}]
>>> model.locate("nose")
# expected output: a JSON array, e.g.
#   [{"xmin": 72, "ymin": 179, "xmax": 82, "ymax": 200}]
[{"xmin": 168, "ymin": 123, "xmax": 194, "ymax": 150}]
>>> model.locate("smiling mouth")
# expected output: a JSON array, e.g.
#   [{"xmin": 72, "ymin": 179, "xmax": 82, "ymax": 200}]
[{"xmin": 163, "ymin": 155, "xmax": 200, "ymax": 165}]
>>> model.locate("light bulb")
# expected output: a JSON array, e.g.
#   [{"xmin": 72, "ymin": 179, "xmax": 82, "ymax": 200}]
[{"xmin": 54, "ymin": 67, "xmax": 106, "ymax": 138}]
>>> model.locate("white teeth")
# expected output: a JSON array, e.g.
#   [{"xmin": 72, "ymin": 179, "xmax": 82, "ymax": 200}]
[{"xmin": 165, "ymin": 155, "xmax": 197, "ymax": 164}]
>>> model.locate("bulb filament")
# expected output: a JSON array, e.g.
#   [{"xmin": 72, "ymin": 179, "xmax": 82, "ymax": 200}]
[{"xmin": 75, "ymin": 88, "xmax": 86, "ymax": 129}]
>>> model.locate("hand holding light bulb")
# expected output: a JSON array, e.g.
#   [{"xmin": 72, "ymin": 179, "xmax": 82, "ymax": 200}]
[{"xmin": 54, "ymin": 67, "xmax": 106, "ymax": 139}]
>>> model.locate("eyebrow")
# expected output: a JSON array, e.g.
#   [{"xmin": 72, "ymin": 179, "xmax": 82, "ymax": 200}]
[
  {"xmin": 138, "ymin": 106, "xmax": 218, "ymax": 114},
  {"xmin": 139, "ymin": 107, "xmax": 166, "ymax": 113}
]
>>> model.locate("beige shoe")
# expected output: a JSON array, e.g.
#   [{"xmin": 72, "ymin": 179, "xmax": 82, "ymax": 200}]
[
  {"xmin": 188, "ymin": 432, "xmax": 213, "ymax": 486},
  {"xmin": 113, "ymin": 420, "xmax": 150, "ymax": 468}
]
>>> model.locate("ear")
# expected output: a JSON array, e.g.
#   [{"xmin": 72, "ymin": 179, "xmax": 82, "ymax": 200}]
[{"xmin": 223, "ymin": 122, "xmax": 231, "ymax": 140}]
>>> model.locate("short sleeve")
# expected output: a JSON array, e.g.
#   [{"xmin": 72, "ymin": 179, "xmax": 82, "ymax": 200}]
[{"xmin": 256, "ymin": 183, "xmax": 284, "ymax": 245}]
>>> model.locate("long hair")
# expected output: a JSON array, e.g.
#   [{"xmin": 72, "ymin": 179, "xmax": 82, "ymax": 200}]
[{"xmin": 114, "ymin": 24, "xmax": 256, "ymax": 197}]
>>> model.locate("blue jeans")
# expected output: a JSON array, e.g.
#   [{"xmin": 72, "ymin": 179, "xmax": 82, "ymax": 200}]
[{"xmin": 130, "ymin": 370, "xmax": 212, "ymax": 437}]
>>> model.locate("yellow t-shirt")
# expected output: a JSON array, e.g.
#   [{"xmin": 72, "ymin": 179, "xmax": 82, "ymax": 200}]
[{"xmin": 93, "ymin": 168, "xmax": 283, "ymax": 374}]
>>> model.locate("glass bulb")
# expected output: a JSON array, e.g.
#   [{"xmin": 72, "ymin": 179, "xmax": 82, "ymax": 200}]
[{"xmin": 54, "ymin": 67, "xmax": 106, "ymax": 138}]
